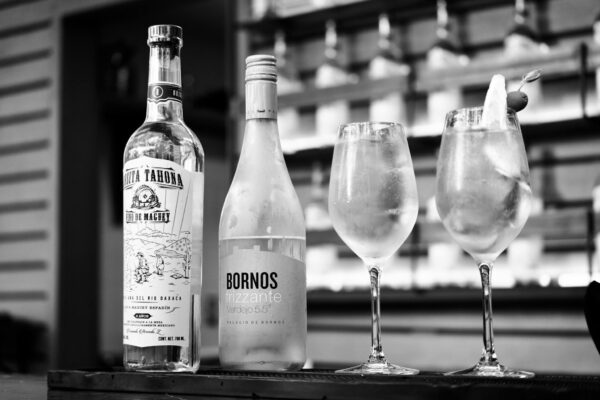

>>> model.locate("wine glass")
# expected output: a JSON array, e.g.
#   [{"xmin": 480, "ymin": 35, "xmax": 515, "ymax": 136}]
[
  {"xmin": 328, "ymin": 122, "xmax": 419, "ymax": 375},
  {"xmin": 435, "ymin": 107, "xmax": 534, "ymax": 378}
]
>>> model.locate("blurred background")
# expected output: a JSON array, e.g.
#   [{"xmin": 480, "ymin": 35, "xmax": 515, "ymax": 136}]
[{"xmin": 2, "ymin": 0, "xmax": 600, "ymax": 375}]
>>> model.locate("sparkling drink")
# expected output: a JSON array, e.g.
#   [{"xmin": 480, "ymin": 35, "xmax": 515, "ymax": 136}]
[
  {"xmin": 435, "ymin": 102, "xmax": 534, "ymax": 378},
  {"xmin": 329, "ymin": 136, "xmax": 418, "ymax": 262},
  {"xmin": 436, "ymin": 127, "xmax": 532, "ymax": 263},
  {"xmin": 328, "ymin": 122, "xmax": 419, "ymax": 375}
]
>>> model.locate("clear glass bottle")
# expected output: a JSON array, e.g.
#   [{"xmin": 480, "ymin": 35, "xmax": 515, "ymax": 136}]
[
  {"xmin": 594, "ymin": 10, "xmax": 600, "ymax": 106},
  {"xmin": 275, "ymin": 30, "xmax": 303, "ymax": 140},
  {"xmin": 504, "ymin": 0, "xmax": 545, "ymax": 119},
  {"xmin": 426, "ymin": 0, "xmax": 467, "ymax": 129},
  {"xmin": 315, "ymin": 20, "xmax": 351, "ymax": 138},
  {"xmin": 368, "ymin": 13, "xmax": 409, "ymax": 125},
  {"xmin": 219, "ymin": 55, "xmax": 306, "ymax": 370},
  {"xmin": 122, "ymin": 25, "xmax": 204, "ymax": 372}
]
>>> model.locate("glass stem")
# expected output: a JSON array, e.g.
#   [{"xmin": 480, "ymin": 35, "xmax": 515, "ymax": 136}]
[
  {"xmin": 478, "ymin": 262, "xmax": 498, "ymax": 365},
  {"xmin": 368, "ymin": 265, "xmax": 386, "ymax": 364}
]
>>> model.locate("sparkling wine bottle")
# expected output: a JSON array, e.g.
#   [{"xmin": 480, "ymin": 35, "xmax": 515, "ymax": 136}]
[
  {"xmin": 122, "ymin": 25, "xmax": 204, "ymax": 372},
  {"xmin": 218, "ymin": 55, "xmax": 307, "ymax": 371}
]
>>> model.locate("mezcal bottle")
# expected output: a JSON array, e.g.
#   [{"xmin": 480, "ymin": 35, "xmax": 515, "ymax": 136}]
[
  {"xmin": 122, "ymin": 25, "xmax": 204, "ymax": 372},
  {"xmin": 219, "ymin": 55, "xmax": 307, "ymax": 370}
]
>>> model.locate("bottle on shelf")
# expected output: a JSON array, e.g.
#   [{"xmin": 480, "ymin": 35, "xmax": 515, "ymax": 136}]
[
  {"xmin": 315, "ymin": 20, "xmax": 352, "ymax": 140},
  {"xmin": 219, "ymin": 55, "xmax": 307, "ymax": 370},
  {"xmin": 425, "ymin": 196, "xmax": 462, "ymax": 287},
  {"xmin": 304, "ymin": 163, "xmax": 339, "ymax": 289},
  {"xmin": 507, "ymin": 195, "xmax": 544, "ymax": 286},
  {"xmin": 425, "ymin": 0, "xmax": 468, "ymax": 132},
  {"xmin": 593, "ymin": 172, "xmax": 600, "ymax": 282},
  {"xmin": 251, "ymin": 0, "xmax": 277, "ymax": 20},
  {"xmin": 368, "ymin": 13, "xmax": 410, "ymax": 127},
  {"xmin": 594, "ymin": 10, "xmax": 600, "ymax": 109},
  {"xmin": 504, "ymin": 0, "xmax": 546, "ymax": 121},
  {"xmin": 531, "ymin": 147, "xmax": 561, "ymax": 285},
  {"xmin": 305, "ymin": 162, "xmax": 332, "ymax": 231},
  {"xmin": 275, "ymin": 30, "xmax": 303, "ymax": 142},
  {"xmin": 122, "ymin": 25, "xmax": 204, "ymax": 372}
]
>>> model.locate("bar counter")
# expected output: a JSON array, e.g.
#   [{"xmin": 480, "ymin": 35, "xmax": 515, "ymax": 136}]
[{"xmin": 43, "ymin": 369, "xmax": 600, "ymax": 400}]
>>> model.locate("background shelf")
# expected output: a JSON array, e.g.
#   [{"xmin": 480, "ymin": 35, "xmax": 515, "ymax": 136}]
[
  {"xmin": 307, "ymin": 207, "xmax": 591, "ymax": 251},
  {"xmin": 283, "ymin": 116, "xmax": 600, "ymax": 168}
]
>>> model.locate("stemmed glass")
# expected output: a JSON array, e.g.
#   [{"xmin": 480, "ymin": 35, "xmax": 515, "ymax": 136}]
[
  {"xmin": 328, "ymin": 122, "xmax": 419, "ymax": 375},
  {"xmin": 435, "ymin": 107, "xmax": 534, "ymax": 378}
]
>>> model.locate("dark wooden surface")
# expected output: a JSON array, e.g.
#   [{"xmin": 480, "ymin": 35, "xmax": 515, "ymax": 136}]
[
  {"xmin": 47, "ymin": 369, "xmax": 600, "ymax": 400},
  {"xmin": 0, "ymin": 375, "xmax": 46, "ymax": 400}
]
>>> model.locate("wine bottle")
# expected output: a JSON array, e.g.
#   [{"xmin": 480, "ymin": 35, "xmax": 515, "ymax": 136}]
[
  {"xmin": 122, "ymin": 25, "xmax": 204, "ymax": 372},
  {"xmin": 219, "ymin": 55, "xmax": 307, "ymax": 370}
]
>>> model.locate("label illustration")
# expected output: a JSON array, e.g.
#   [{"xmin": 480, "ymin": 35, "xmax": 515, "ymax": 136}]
[
  {"xmin": 123, "ymin": 157, "xmax": 194, "ymax": 347},
  {"xmin": 147, "ymin": 83, "xmax": 183, "ymax": 104}
]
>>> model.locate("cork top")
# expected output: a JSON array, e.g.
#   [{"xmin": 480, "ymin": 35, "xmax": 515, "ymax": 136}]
[
  {"xmin": 148, "ymin": 25, "xmax": 183, "ymax": 46},
  {"xmin": 245, "ymin": 54, "xmax": 277, "ymax": 83}
]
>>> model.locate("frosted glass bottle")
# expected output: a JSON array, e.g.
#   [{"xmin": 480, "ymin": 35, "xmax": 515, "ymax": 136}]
[{"xmin": 218, "ymin": 55, "xmax": 307, "ymax": 371}]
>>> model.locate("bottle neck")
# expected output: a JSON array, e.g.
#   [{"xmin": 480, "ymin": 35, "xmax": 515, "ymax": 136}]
[
  {"xmin": 146, "ymin": 44, "xmax": 183, "ymax": 122},
  {"xmin": 514, "ymin": 0, "xmax": 526, "ymax": 25},
  {"xmin": 245, "ymin": 79, "xmax": 277, "ymax": 120},
  {"xmin": 436, "ymin": 0, "xmax": 449, "ymax": 40},
  {"xmin": 242, "ymin": 80, "xmax": 282, "ymax": 163}
]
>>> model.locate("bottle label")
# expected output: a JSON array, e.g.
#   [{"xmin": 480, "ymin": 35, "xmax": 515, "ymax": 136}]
[
  {"xmin": 219, "ymin": 242, "xmax": 306, "ymax": 350},
  {"xmin": 147, "ymin": 83, "xmax": 182, "ymax": 104},
  {"xmin": 123, "ymin": 157, "xmax": 196, "ymax": 347}
]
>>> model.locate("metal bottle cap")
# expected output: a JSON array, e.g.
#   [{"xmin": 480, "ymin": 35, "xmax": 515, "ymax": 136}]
[
  {"xmin": 245, "ymin": 54, "xmax": 277, "ymax": 82},
  {"xmin": 148, "ymin": 25, "xmax": 183, "ymax": 46}
]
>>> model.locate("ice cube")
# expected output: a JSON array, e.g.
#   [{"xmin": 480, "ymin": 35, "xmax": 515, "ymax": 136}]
[{"xmin": 481, "ymin": 74, "xmax": 508, "ymax": 130}]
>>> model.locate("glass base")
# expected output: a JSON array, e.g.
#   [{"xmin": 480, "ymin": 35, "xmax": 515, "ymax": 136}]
[
  {"xmin": 336, "ymin": 361, "xmax": 419, "ymax": 375},
  {"xmin": 445, "ymin": 362, "xmax": 534, "ymax": 378}
]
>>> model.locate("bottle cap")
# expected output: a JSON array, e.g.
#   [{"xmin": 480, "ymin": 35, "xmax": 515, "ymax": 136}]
[
  {"xmin": 245, "ymin": 54, "xmax": 277, "ymax": 82},
  {"xmin": 148, "ymin": 25, "xmax": 183, "ymax": 46}
]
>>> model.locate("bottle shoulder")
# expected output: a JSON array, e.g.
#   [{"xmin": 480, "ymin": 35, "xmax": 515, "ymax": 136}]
[
  {"xmin": 124, "ymin": 120, "xmax": 204, "ymax": 172},
  {"xmin": 220, "ymin": 173, "xmax": 305, "ymax": 239}
]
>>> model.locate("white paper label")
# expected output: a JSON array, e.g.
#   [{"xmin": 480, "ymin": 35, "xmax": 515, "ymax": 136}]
[
  {"xmin": 123, "ymin": 157, "xmax": 198, "ymax": 347},
  {"xmin": 219, "ymin": 239, "xmax": 307, "ymax": 352}
]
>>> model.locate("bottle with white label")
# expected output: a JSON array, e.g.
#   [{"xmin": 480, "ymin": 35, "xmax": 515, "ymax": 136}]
[
  {"xmin": 122, "ymin": 25, "xmax": 204, "ymax": 372},
  {"xmin": 219, "ymin": 55, "xmax": 307, "ymax": 370}
]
